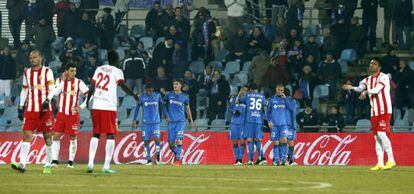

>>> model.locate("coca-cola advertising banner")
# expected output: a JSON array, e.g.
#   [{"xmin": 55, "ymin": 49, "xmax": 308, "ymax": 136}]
[{"xmin": 1, "ymin": 132, "xmax": 414, "ymax": 165}]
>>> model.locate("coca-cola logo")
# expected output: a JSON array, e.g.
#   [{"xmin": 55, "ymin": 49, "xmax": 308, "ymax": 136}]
[
  {"xmin": 263, "ymin": 135, "xmax": 357, "ymax": 165},
  {"xmin": 113, "ymin": 133, "xmax": 210, "ymax": 165},
  {"xmin": 0, "ymin": 134, "xmax": 47, "ymax": 164}
]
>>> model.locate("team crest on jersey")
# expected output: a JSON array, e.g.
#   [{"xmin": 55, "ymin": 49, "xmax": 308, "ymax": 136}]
[
  {"xmin": 46, "ymin": 120, "xmax": 53, "ymax": 127},
  {"xmin": 72, "ymin": 124, "xmax": 79, "ymax": 130}
]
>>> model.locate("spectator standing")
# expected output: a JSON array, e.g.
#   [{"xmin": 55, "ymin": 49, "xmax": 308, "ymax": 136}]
[
  {"xmin": 191, "ymin": 12, "xmax": 216, "ymax": 63},
  {"xmin": 324, "ymin": 106, "xmax": 345, "ymax": 132},
  {"xmin": 206, "ymin": 70, "xmax": 230, "ymax": 122},
  {"xmin": 343, "ymin": 79, "xmax": 357, "ymax": 124},
  {"xmin": 98, "ymin": 7, "xmax": 115, "ymax": 50},
  {"xmin": 395, "ymin": 60, "xmax": 414, "ymax": 110},
  {"xmin": 152, "ymin": 36, "xmax": 174, "ymax": 76},
  {"xmin": 347, "ymin": 17, "xmax": 366, "ymax": 58},
  {"xmin": 247, "ymin": 26, "xmax": 269, "ymax": 59},
  {"xmin": 314, "ymin": 0, "xmax": 333, "ymax": 28},
  {"xmin": 269, "ymin": 0, "xmax": 286, "ymax": 25},
  {"xmin": 381, "ymin": 46, "xmax": 399, "ymax": 76},
  {"xmin": 7, "ymin": 0, "xmax": 28, "ymax": 48},
  {"xmin": 15, "ymin": 40, "xmax": 32, "ymax": 77},
  {"xmin": 61, "ymin": 3, "xmax": 80, "ymax": 39},
  {"xmin": 380, "ymin": 0, "xmax": 396, "ymax": 47},
  {"xmin": 248, "ymin": 50, "xmax": 272, "ymax": 87},
  {"xmin": 122, "ymin": 46, "xmax": 146, "ymax": 92},
  {"xmin": 226, "ymin": 29, "xmax": 248, "ymax": 62},
  {"xmin": 160, "ymin": 4, "xmax": 176, "ymax": 36},
  {"xmin": 114, "ymin": 0, "xmax": 130, "ymax": 31},
  {"xmin": 320, "ymin": 28, "xmax": 339, "ymax": 57},
  {"xmin": 297, "ymin": 65, "xmax": 317, "ymax": 106},
  {"xmin": 285, "ymin": 1, "xmax": 302, "ymax": 32},
  {"xmin": 318, "ymin": 53, "xmax": 342, "ymax": 100},
  {"xmin": 77, "ymin": 12, "xmax": 98, "ymax": 44},
  {"xmin": 197, "ymin": 65, "xmax": 214, "ymax": 89},
  {"xmin": 274, "ymin": 17, "xmax": 287, "ymax": 39},
  {"xmin": 174, "ymin": 7, "xmax": 191, "ymax": 41},
  {"xmin": 36, "ymin": 0, "xmax": 55, "ymax": 26},
  {"xmin": 33, "ymin": 18, "xmax": 56, "ymax": 63},
  {"xmin": 171, "ymin": 40, "xmax": 188, "ymax": 79},
  {"xmin": 330, "ymin": 17, "xmax": 348, "ymax": 52},
  {"xmin": 183, "ymin": 70, "xmax": 199, "ymax": 120},
  {"xmin": 296, "ymin": 102, "xmax": 320, "ymax": 132},
  {"xmin": 394, "ymin": 0, "xmax": 413, "ymax": 51},
  {"xmin": 145, "ymin": 1, "xmax": 163, "ymax": 39},
  {"xmin": 303, "ymin": 35, "xmax": 321, "ymax": 62},
  {"xmin": 361, "ymin": 0, "xmax": 378, "ymax": 51},
  {"xmin": 0, "ymin": 47, "xmax": 17, "ymax": 107},
  {"xmin": 54, "ymin": 0, "xmax": 71, "ymax": 37},
  {"xmin": 225, "ymin": 0, "xmax": 246, "ymax": 33},
  {"xmin": 262, "ymin": 16, "xmax": 275, "ymax": 42}
]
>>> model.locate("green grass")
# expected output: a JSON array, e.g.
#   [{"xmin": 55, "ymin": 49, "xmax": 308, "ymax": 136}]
[{"xmin": 1, "ymin": 164, "xmax": 414, "ymax": 194}]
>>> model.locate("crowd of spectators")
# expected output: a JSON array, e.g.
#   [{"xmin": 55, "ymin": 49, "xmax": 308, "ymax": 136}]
[{"xmin": 0, "ymin": 0, "xmax": 413, "ymax": 132}]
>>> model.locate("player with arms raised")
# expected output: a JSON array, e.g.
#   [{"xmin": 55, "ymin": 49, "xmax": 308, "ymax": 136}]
[
  {"xmin": 86, "ymin": 50, "xmax": 138, "ymax": 173},
  {"xmin": 164, "ymin": 79, "xmax": 194, "ymax": 165},
  {"xmin": 11, "ymin": 50, "xmax": 55, "ymax": 173},
  {"xmin": 228, "ymin": 86, "xmax": 247, "ymax": 165},
  {"xmin": 48, "ymin": 63, "xmax": 89, "ymax": 168},
  {"xmin": 343, "ymin": 59, "xmax": 396, "ymax": 170},
  {"xmin": 132, "ymin": 83, "xmax": 164, "ymax": 165},
  {"xmin": 236, "ymin": 83, "xmax": 266, "ymax": 165}
]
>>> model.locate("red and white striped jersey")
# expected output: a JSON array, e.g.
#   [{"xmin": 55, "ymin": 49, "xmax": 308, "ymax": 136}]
[
  {"xmin": 21, "ymin": 67, "xmax": 54, "ymax": 112},
  {"xmin": 55, "ymin": 77, "xmax": 89, "ymax": 115},
  {"xmin": 91, "ymin": 65, "xmax": 124, "ymax": 111},
  {"xmin": 354, "ymin": 72, "xmax": 392, "ymax": 117}
]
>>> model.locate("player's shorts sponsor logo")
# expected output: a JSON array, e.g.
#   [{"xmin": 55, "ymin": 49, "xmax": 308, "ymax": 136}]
[{"xmin": 144, "ymin": 101, "xmax": 158, "ymax": 106}]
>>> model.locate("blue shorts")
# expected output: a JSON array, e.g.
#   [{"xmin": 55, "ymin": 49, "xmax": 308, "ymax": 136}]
[
  {"xmin": 287, "ymin": 128, "xmax": 297, "ymax": 141},
  {"xmin": 243, "ymin": 122, "xmax": 263, "ymax": 139},
  {"xmin": 168, "ymin": 121, "xmax": 185, "ymax": 143},
  {"xmin": 271, "ymin": 125, "xmax": 289, "ymax": 141},
  {"xmin": 229, "ymin": 123, "xmax": 244, "ymax": 140},
  {"xmin": 142, "ymin": 123, "xmax": 160, "ymax": 141}
]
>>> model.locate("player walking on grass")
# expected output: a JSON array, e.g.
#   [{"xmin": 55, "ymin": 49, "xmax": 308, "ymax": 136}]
[
  {"xmin": 86, "ymin": 50, "xmax": 138, "ymax": 174},
  {"xmin": 132, "ymin": 83, "xmax": 164, "ymax": 165},
  {"xmin": 285, "ymin": 90, "xmax": 298, "ymax": 165},
  {"xmin": 227, "ymin": 86, "xmax": 248, "ymax": 165},
  {"xmin": 164, "ymin": 79, "xmax": 194, "ymax": 165},
  {"xmin": 49, "ymin": 63, "xmax": 89, "ymax": 168},
  {"xmin": 12, "ymin": 50, "xmax": 55, "ymax": 174},
  {"xmin": 266, "ymin": 84, "xmax": 296, "ymax": 166},
  {"xmin": 343, "ymin": 59, "xmax": 396, "ymax": 171},
  {"xmin": 236, "ymin": 83, "xmax": 267, "ymax": 165}
]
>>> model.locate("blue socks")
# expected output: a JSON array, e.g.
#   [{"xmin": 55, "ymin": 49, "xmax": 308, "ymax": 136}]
[
  {"xmin": 233, "ymin": 144, "xmax": 239, "ymax": 161},
  {"xmin": 255, "ymin": 141, "xmax": 264, "ymax": 159},
  {"xmin": 280, "ymin": 143, "xmax": 288, "ymax": 162},
  {"xmin": 145, "ymin": 143, "xmax": 151, "ymax": 160},
  {"xmin": 176, "ymin": 145, "xmax": 183, "ymax": 160},
  {"xmin": 273, "ymin": 145, "xmax": 279, "ymax": 163},
  {"xmin": 248, "ymin": 142, "xmax": 254, "ymax": 161},
  {"xmin": 288, "ymin": 146, "xmax": 294, "ymax": 163},
  {"xmin": 239, "ymin": 144, "xmax": 245, "ymax": 160}
]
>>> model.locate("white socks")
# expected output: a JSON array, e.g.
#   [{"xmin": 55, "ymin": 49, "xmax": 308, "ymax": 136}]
[
  {"xmin": 20, "ymin": 142, "xmax": 30, "ymax": 168},
  {"xmin": 52, "ymin": 140, "xmax": 60, "ymax": 161},
  {"xmin": 45, "ymin": 145, "xmax": 52, "ymax": 166},
  {"xmin": 377, "ymin": 132, "xmax": 395, "ymax": 163},
  {"xmin": 104, "ymin": 139, "xmax": 115, "ymax": 170},
  {"xmin": 88, "ymin": 137, "xmax": 99, "ymax": 168},
  {"xmin": 69, "ymin": 140, "xmax": 77, "ymax": 162},
  {"xmin": 374, "ymin": 136, "xmax": 384, "ymax": 166}
]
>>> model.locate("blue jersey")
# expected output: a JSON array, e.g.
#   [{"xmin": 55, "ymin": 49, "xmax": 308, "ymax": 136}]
[
  {"xmin": 227, "ymin": 96, "xmax": 246, "ymax": 125},
  {"xmin": 285, "ymin": 97, "xmax": 298, "ymax": 130},
  {"xmin": 239, "ymin": 92, "xmax": 266, "ymax": 124},
  {"xmin": 134, "ymin": 92, "xmax": 163, "ymax": 124},
  {"xmin": 164, "ymin": 92, "xmax": 189, "ymax": 122},
  {"xmin": 266, "ymin": 95, "xmax": 291, "ymax": 126}
]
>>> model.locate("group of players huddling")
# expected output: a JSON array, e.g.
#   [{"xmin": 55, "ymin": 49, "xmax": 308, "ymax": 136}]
[{"xmin": 10, "ymin": 49, "xmax": 395, "ymax": 174}]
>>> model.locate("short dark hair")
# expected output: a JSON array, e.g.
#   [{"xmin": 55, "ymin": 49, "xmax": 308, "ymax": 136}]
[
  {"xmin": 371, "ymin": 57, "xmax": 382, "ymax": 67},
  {"xmin": 145, "ymin": 82, "xmax": 154, "ymax": 89},
  {"xmin": 247, "ymin": 82, "xmax": 258, "ymax": 90},
  {"xmin": 173, "ymin": 78, "xmax": 183, "ymax": 84},
  {"xmin": 108, "ymin": 50, "xmax": 119, "ymax": 66},
  {"xmin": 65, "ymin": 63, "xmax": 78, "ymax": 70}
]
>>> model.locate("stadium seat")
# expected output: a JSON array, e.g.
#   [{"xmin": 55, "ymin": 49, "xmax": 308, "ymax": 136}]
[
  {"xmin": 214, "ymin": 49, "xmax": 229, "ymax": 62},
  {"xmin": 117, "ymin": 107, "xmax": 128, "ymax": 120},
  {"xmin": 232, "ymin": 73, "xmax": 248, "ymax": 86},
  {"xmin": 2, "ymin": 107, "xmax": 18, "ymax": 121},
  {"xmin": 119, "ymin": 118, "xmax": 133, "ymax": 131},
  {"xmin": 121, "ymin": 95, "xmax": 137, "ymax": 110},
  {"xmin": 340, "ymin": 49, "xmax": 357, "ymax": 63},
  {"xmin": 128, "ymin": 108, "xmax": 140, "ymax": 120},
  {"xmin": 304, "ymin": 24, "xmax": 320, "ymax": 37},
  {"xmin": 116, "ymin": 48, "xmax": 126, "ymax": 61},
  {"xmin": 51, "ymin": 37, "xmax": 65, "ymax": 51},
  {"xmin": 313, "ymin": 84, "xmax": 329, "ymax": 99},
  {"xmin": 241, "ymin": 61, "xmax": 251, "ymax": 73},
  {"xmin": 98, "ymin": 49, "xmax": 108, "ymax": 63},
  {"xmin": 393, "ymin": 108, "xmax": 402, "ymax": 121},
  {"xmin": 194, "ymin": 119, "xmax": 208, "ymax": 130},
  {"xmin": 393, "ymin": 119, "xmax": 409, "ymax": 132},
  {"xmin": 81, "ymin": 119, "xmax": 93, "ymax": 131},
  {"xmin": 338, "ymin": 60, "xmax": 348, "ymax": 75},
  {"xmin": 208, "ymin": 61, "xmax": 223, "ymax": 70},
  {"xmin": 229, "ymin": 84, "xmax": 239, "ymax": 96},
  {"xmin": 409, "ymin": 61, "xmax": 414, "ymax": 70},
  {"xmin": 189, "ymin": 61, "xmax": 205, "ymax": 75},
  {"xmin": 80, "ymin": 109, "xmax": 90, "ymax": 120},
  {"xmin": 139, "ymin": 37, "xmax": 154, "ymax": 50},
  {"xmin": 117, "ymin": 87, "xmax": 127, "ymax": 98},
  {"xmin": 223, "ymin": 61, "xmax": 240, "ymax": 75},
  {"xmin": 130, "ymin": 25, "xmax": 145, "ymax": 38},
  {"xmin": 355, "ymin": 119, "xmax": 371, "ymax": 132},
  {"xmin": 116, "ymin": 24, "xmax": 128, "ymax": 37},
  {"xmin": 155, "ymin": 37, "xmax": 165, "ymax": 46},
  {"xmin": 211, "ymin": 119, "xmax": 226, "ymax": 131}
]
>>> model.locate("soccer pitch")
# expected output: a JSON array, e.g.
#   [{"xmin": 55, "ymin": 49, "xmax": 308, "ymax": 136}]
[{"xmin": 1, "ymin": 165, "xmax": 413, "ymax": 194}]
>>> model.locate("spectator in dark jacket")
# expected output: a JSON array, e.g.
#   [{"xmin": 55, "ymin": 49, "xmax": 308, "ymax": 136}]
[
  {"xmin": 152, "ymin": 36, "xmax": 174, "ymax": 76},
  {"xmin": 301, "ymin": 54, "xmax": 319, "ymax": 73},
  {"xmin": 36, "ymin": 0, "xmax": 55, "ymax": 25},
  {"xmin": 145, "ymin": 1, "xmax": 163, "ymax": 39},
  {"xmin": 80, "ymin": 53, "xmax": 98, "ymax": 84},
  {"xmin": 33, "ymin": 18, "xmax": 56, "ymax": 63},
  {"xmin": 296, "ymin": 102, "xmax": 320, "ymax": 132},
  {"xmin": 7, "ymin": 0, "xmax": 28, "ymax": 48},
  {"xmin": 321, "ymin": 28, "xmax": 339, "ymax": 57},
  {"xmin": 380, "ymin": 0, "xmax": 396, "ymax": 47},
  {"xmin": 394, "ymin": 0, "xmax": 413, "ymax": 51},
  {"xmin": 330, "ymin": 17, "xmax": 348, "ymax": 52},
  {"xmin": 324, "ymin": 105, "xmax": 345, "ymax": 132},
  {"xmin": 171, "ymin": 40, "xmax": 188, "ymax": 79},
  {"xmin": 159, "ymin": 4, "xmax": 176, "ymax": 36},
  {"xmin": 80, "ymin": 0, "xmax": 99, "ymax": 20},
  {"xmin": 343, "ymin": 79, "xmax": 357, "ymax": 124},
  {"xmin": 298, "ymin": 64, "xmax": 317, "ymax": 106},
  {"xmin": 54, "ymin": 0, "xmax": 71, "ymax": 37},
  {"xmin": 15, "ymin": 40, "xmax": 32, "ymax": 77},
  {"xmin": 262, "ymin": 16, "xmax": 275, "ymax": 42},
  {"xmin": 227, "ymin": 29, "xmax": 248, "ymax": 62},
  {"xmin": 318, "ymin": 53, "xmax": 342, "ymax": 100},
  {"xmin": 122, "ymin": 47, "xmax": 147, "ymax": 92},
  {"xmin": 98, "ymin": 7, "xmax": 115, "ymax": 50},
  {"xmin": 247, "ymin": 26, "xmax": 269, "ymax": 59},
  {"xmin": 0, "ymin": 47, "xmax": 17, "ymax": 107},
  {"xmin": 347, "ymin": 17, "xmax": 366, "ymax": 58},
  {"xmin": 174, "ymin": 7, "xmax": 191, "ymax": 41},
  {"xmin": 381, "ymin": 46, "xmax": 399, "ymax": 76},
  {"xmin": 191, "ymin": 12, "xmax": 216, "ymax": 63},
  {"xmin": 153, "ymin": 66, "xmax": 172, "ymax": 94},
  {"xmin": 361, "ymin": 0, "xmax": 378, "ymax": 51},
  {"xmin": 206, "ymin": 70, "xmax": 230, "ymax": 122},
  {"xmin": 197, "ymin": 65, "xmax": 214, "ymax": 89},
  {"xmin": 303, "ymin": 35, "xmax": 321, "ymax": 62},
  {"xmin": 61, "ymin": 3, "xmax": 80, "ymax": 39},
  {"xmin": 395, "ymin": 60, "xmax": 414, "ymax": 109},
  {"xmin": 285, "ymin": 1, "xmax": 302, "ymax": 32},
  {"xmin": 183, "ymin": 70, "xmax": 199, "ymax": 120},
  {"xmin": 77, "ymin": 12, "xmax": 97, "ymax": 44}
]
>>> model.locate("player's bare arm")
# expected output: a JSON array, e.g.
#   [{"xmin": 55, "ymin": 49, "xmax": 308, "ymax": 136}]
[
  {"xmin": 119, "ymin": 82, "xmax": 139, "ymax": 101},
  {"xmin": 186, "ymin": 104, "xmax": 194, "ymax": 129}
]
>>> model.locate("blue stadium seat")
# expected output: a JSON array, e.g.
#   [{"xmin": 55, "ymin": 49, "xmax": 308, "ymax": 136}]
[
  {"xmin": 211, "ymin": 119, "xmax": 226, "ymax": 131},
  {"xmin": 223, "ymin": 61, "xmax": 240, "ymax": 75},
  {"xmin": 119, "ymin": 118, "xmax": 133, "ymax": 131},
  {"xmin": 130, "ymin": 25, "xmax": 145, "ymax": 38},
  {"xmin": 304, "ymin": 24, "xmax": 320, "ymax": 37},
  {"xmin": 194, "ymin": 119, "xmax": 208, "ymax": 131},
  {"xmin": 98, "ymin": 49, "xmax": 108, "ymax": 63},
  {"xmin": 117, "ymin": 107, "xmax": 128, "ymax": 120},
  {"xmin": 139, "ymin": 37, "xmax": 154, "ymax": 50},
  {"xmin": 208, "ymin": 61, "xmax": 223, "ymax": 70},
  {"xmin": 2, "ymin": 107, "xmax": 18, "ymax": 121},
  {"xmin": 393, "ymin": 119, "xmax": 409, "ymax": 132},
  {"xmin": 409, "ymin": 61, "xmax": 414, "ymax": 70},
  {"xmin": 121, "ymin": 95, "xmax": 136, "ymax": 110},
  {"xmin": 116, "ymin": 24, "xmax": 128, "ymax": 37},
  {"xmin": 116, "ymin": 48, "xmax": 126, "ymax": 61},
  {"xmin": 340, "ymin": 49, "xmax": 357, "ymax": 62},
  {"xmin": 232, "ymin": 73, "xmax": 248, "ymax": 87},
  {"xmin": 241, "ymin": 61, "xmax": 251, "ymax": 73},
  {"xmin": 189, "ymin": 61, "xmax": 205, "ymax": 75},
  {"xmin": 338, "ymin": 60, "xmax": 348, "ymax": 75},
  {"xmin": 155, "ymin": 37, "xmax": 165, "ymax": 46},
  {"xmin": 355, "ymin": 119, "xmax": 371, "ymax": 132},
  {"xmin": 214, "ymin": 49, "xmax": 229, "ymax": 62},
  {"xmin": 313, "ymin": 84, "xmax": 329, "ymax": 99}
]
